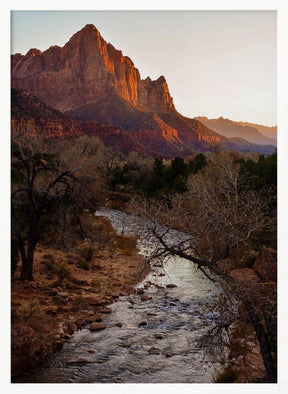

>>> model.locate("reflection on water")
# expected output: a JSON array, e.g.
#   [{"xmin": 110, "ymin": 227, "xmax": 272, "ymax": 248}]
[{"xmin": 14, "ymin": 209, "xmax": 226, "ymax": 383}]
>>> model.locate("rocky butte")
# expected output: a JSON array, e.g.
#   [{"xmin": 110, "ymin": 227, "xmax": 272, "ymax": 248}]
[
  {"xmin": 11, "ymin": 24, "xmax": 274, "ymax": 156},
  {"xmin": 12, "ymin": 24, "xmax": 175, "ymax": 114}
]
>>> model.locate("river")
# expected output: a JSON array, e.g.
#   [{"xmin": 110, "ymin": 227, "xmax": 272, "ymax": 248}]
[{"xmin": 14, "ymin": 209, "xmax": 227, "ymax": 383}]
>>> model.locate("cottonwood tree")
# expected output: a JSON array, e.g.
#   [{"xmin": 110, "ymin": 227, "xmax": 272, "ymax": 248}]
[
  {"xmin": 60, "ymin": 135, "xmax": 108, "ymax": 207},
  {"xmin": 11, "ymin": 134, "xmax": 77, "ymax": 280},
  {"xmin": 130, "ymin": 151, "xmax": 276, "ymax": 382},
  {"xmin": 11, "ymin": 134, "xmax": 106, "ymax": 281}
]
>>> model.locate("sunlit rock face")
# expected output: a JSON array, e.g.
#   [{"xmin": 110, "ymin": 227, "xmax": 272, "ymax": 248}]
[
  {"xmin": 11, "ymin": 24, "xmax": 229, "ymax": 156},
  {"xmin": 11, "ymin": 24, "xmax": 175, "ymax": 114}
]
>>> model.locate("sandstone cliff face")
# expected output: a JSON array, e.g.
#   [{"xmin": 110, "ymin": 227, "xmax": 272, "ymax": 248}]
[
  {"xmin": 11, "ymin": 24, "xmax": 175, "ymax": 114},
  {"xmin": 11, "ymin": 117, "xmax": 82, "ymax": 138},
  {"xmin": 11, "ymin": 24, "xmax": 230, "ymax": 156},
  {"xmin": 139, "ymin": 76, "xmax": 175, "ymax": 112},
  {"xmin": 11, "ymin": 88, "xmax": 83, "ymax": 138}
]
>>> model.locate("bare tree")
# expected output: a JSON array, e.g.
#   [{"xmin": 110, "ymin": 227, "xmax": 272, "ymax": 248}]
[
  {"xmin": 11, "ymin": 134, "xmax": 107, "ymax": 281},
  {"xmin": 11, "ymin": 134, "xmax": 78, "ymax": 280},
  {"xmin": 129, "ymin": 151, "xmax": 276, "ymax": 382}
]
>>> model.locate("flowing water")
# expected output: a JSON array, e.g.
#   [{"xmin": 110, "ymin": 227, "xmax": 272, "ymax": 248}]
[{"xmin": 14, "ymin": 209, "xmax": 227, "ymax": 383}]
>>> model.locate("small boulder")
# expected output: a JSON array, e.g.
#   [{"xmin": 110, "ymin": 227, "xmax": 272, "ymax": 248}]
[
  {"xmin": 66, "ymin": 357, "xmax": 91, "ymax": 365},
  {"xmin": 90, "ymin": 313, "xmax": 103, "ymax": 322},
  {"xmin": 252, "ymin": 248, "xmax": 277, "ymax": 282},
  {"xmin": 86, "ymin": 296, "xmax": 104, "ymax": 306},
  {"xmin": 89, "ymin": 322, "xmax": 106, "ymax": 331},
  {"xmin": 62, "ymin": 334, "xmax": 71, "ymax": 340},
  {"xmin": 57, "ymin": 292, "xmax": 69, "ymax": 298},
  {"xmin": 101, "ymin": 307, "xmax": 112, "ymax": 314},
  {"xmin": 141, "ymin": 295, "xmax": 151, "ymax": 302},
  {"xmin": 45, "ymin": 307, "xmax": 58, "ymax": 316},
  {"xmin": 78, "ymin": 302, "xmax": 91, "ymax": 311},
  {"xmin": 49, "ymin": 287, "xmax": 58, "ymax": 295},
  {"xmin": 110, "ymin": 291, "xmax": 120, "ymax": 298},
  {"xmin": 138, "ymin": 321, "xmax": 147, "ymax": 327},
  {"xmin": 76, "ymin": 318, "xmax": 88, "ymax": 328},
  {"xmin": 148, "ymin": 347, "xmax": 160, "ymax": 354},
  {"xmin": 68, "ymin": 323, "xmax": 78, "ymax": 332},
  {"xmin": 166, "ymin": 284, "xmax": 177, "ymax": 288}
]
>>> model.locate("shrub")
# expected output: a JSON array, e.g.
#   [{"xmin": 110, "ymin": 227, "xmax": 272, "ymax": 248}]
[
  {"xmin": 78, "ymin": 240, "xmax": 96, "ymax": 262},
  {"xmin": 90, "ymin": 278, "xmax": 102, "ymax": 289},
  {"xmin": 43, "ymin": 254, "xmax": 54, "ymax": 261},
  {"xmin": 54, "ymin": 262, "xmax": 71, "ymax": 282},
  {"xmin": 115, "ymin": 234, "xmax": 137, "ymax": 251},
  {"xmin": 44, "ymin": 261, "xmax": 54, "ymax": 272},
  {"xmin": 119, "ymin": 248, "xmax": 134, "ymax": 256},
  {"xmin": 215, "ymin": 365, "xmax": 238, "ymax": 383},
  {"xmin": 16, "ymin": 297, "xmax": 48, "ymax": 332},
  {"xmin": 77, "ymin": 260, "xmax": 90, "ymax": 271}
]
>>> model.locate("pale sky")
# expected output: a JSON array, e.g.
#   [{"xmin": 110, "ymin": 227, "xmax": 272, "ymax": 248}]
[{"xmin": 11, "ymin": 10, "xmax": 277, "ymax": 126}]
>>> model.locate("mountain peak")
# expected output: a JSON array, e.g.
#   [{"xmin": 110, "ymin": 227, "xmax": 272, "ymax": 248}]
[
  {"xmin": 79, "ymin": 24, "xmax": 100, "ymax": 35},
  {"xmin": 25, "ymin": 48, "xmax": 42, "ymax": 57},
  {"xmin": 68, "ymin": 23, "xmax": 101, "ymax": 44},
  {"xmin": 12, "ymin": 24, "xmax": 176, "ymax": 114},
  {"xmin": 83, "ymin": 23, "xmax": 98, "ymax": 30}
]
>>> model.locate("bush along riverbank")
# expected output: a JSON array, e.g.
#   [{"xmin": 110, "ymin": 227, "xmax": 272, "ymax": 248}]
[{"xmin": 11, "ymin": 214, "xmax": 150, "ymax": 378}]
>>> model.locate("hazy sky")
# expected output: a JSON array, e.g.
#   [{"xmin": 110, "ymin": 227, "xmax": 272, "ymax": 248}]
[{"xmin": 11, "ymin": 10, "xmax": 277, "ymax": 126}]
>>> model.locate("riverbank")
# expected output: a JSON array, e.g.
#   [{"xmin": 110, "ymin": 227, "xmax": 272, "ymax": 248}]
[
  {"xmin": 214, "ymin": 250, "xmax": 277, "ymax": 383},
  {"xmin": 11, "ymin": 208, "xmax": 276, "ymax": 383},
  {"xmin": 11, "ymin": 213, "xmax": 149, "ymax": 378}
]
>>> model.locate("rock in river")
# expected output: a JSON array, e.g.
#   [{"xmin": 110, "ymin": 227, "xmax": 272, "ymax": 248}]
[
  {"xmin": 66, "ymin": 357, "xmax": 92, "ymax": 366},
  {"xmin": 89, "ymin": 322, "xmax": 106, "ymax": 331}
]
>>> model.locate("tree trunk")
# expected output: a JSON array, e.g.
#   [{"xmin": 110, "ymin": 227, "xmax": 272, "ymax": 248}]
[
  {"xmin": 234, "ymin": 288, "xmax": 276, "ymax": 383},
  {"xmin": 20, "ymin": 258, "xmax": 34, "ymax": 281},
  {"xmin": 17, "ymin": 231, "xmax": 35, "ymax": 281},
  {"xmin": 20, "ymin": 238, "xmax": 35, "ymax": 281},
  {"xmin": 248, "ymin": 307, "xmax": 277, "ymax": 382}
]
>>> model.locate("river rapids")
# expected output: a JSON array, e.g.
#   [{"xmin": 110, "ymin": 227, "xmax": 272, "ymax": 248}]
[{"xmin": 14, "ymin": 209, "xmax": 228, "ymax": 383}]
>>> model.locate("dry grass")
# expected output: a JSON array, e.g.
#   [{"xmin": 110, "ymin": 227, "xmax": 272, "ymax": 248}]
[
  {"xmin": 13, "ymin": 297, "xmax": 50, "ymax": 333},
  {"xmin": 214, "ymin": 365, "xmax": 239, "ymax": 383},
  {"xmin": 11, "ymin": 211, "xmax": 149, "ymax": 377}
]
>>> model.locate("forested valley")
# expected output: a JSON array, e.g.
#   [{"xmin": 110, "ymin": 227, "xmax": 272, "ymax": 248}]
[{"xmin": 11, "ymin": 132, "xmax": 277, "ymax": 382}]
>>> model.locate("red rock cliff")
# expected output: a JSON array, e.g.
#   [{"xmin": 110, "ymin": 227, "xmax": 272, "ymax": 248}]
[{"xmin": 11, "ymin": 24, "xmax": 175, "ymax": 114}]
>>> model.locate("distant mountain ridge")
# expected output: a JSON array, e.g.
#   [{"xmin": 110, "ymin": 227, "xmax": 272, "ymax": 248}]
[
  {"xmin": 11, "ymin": 24, "xmax": 275, "ymax": 156},
  {"xmin": 195, "ymin": 116, "xmax": 277, "ymax": 147},
  {"xmin": 236, "ymin": 121, "xmax": 277, "ymax": 140}
]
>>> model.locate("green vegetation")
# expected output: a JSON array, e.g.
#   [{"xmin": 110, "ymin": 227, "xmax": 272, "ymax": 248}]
[
  {"xmin": 11, "ymin": 117, "xmax": 277, "ymax": 382},
  {"xmin": 238, "ymin": 151, "xmax": 277, "ymax": 190},
  {"xmin": 109, "ymin": 153, "xmax": 207, "ymax": 196},
  {"xmin": 77, "ymin": 260, "xmax": 90, "ymax": 271},
  {"xmin": 129, "ymin": 149, "xmax": 277, "ymax": 382}
]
